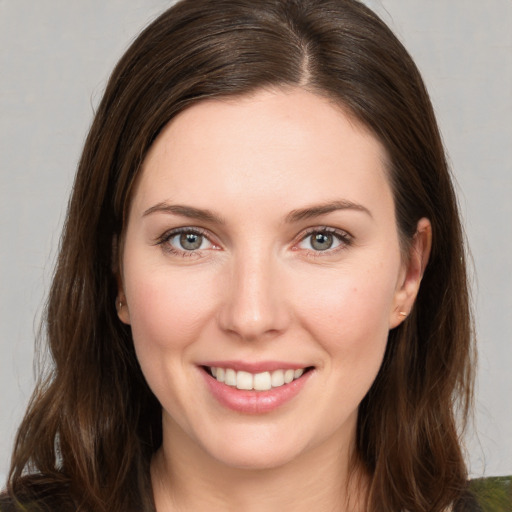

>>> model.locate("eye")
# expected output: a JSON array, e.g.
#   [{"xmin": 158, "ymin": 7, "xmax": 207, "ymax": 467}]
[
  {"xmin": 158, "ymin": 227, "xmax": 217, "ymax": 255},
  {"xmin": 173, "ymin": 231, "xmax": 208, "ymax": 251},
  {"xmin": 297, "ymin": 228, "xmax": 351, "ymax": 252}
]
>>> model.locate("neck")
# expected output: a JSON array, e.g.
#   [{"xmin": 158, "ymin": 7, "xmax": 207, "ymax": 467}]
[{"xmin": 151, "ymin": 419, "xmax": 369, "ymax": 512}]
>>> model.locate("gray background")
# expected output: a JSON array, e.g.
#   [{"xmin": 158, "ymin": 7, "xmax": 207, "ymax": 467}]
[{"xmin": 1, "ymin": 0, "xmax": 511, "ymax": 483}]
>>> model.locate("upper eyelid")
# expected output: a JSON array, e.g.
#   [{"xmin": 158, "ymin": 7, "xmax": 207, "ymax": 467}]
[
  {"xmin": 158, "ymin": 226, "xmax": 213, "ymax": 242},
  {"xmin": 296, "ymin": 226, "xmax": 353, "ymax": 241}
]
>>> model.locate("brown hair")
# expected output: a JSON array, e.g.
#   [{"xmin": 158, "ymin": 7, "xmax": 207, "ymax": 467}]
[{"xmin": 6, "ymin": 1, "xmax": 474, "ymax": 511}]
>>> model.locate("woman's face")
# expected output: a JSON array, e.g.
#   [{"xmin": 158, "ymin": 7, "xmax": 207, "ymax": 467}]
[{"xmin": 118, "ymin": 88, "xmax": 427, "ymax": 470}]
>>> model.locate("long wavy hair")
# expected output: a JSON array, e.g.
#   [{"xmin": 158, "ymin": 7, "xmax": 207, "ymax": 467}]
[{"xmin": 6, "ymin": 1, "xmax": 474, "ymax": 511}]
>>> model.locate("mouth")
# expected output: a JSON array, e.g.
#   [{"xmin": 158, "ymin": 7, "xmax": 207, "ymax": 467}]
[
  {"xmin": 202, "ymin": 365, "xmax": 314, "ymax": 391},
  {"xmin": 198, "ymin": 361, "xmax": 315, "ymax": 413}
]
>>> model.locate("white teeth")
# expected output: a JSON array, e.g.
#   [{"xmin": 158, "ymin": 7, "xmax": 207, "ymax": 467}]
[
  {"xmin": 284, "ymin": 369, "xmax": 295, "ymax": 384},
  {"xmin": 271, "ymin": 369, "xmax": 285, "ymax": 387},
  {"xmin": 225, "ymin": 368, "xmax": 236, "ymax": 386},
  {"xmin": 253, "ymin": 371, "xmax": 272, "ymax": 391},
  {"xmin": 209, "ymin": 366, "xmax": 307, "ymax": 391},
  {"xmin": 236, "ymin": 371, "xmax": 253, "ymax": 390}
]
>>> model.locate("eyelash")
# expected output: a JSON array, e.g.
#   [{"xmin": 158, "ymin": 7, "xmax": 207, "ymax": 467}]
[
  {"xmin": 156, "ymin": 227, "xmax": 215, "ymax": 257},
  {"xmin": 296, "ymin": 226, "xmax": 353, "ymax": 256},
  {"xmin": 155, "ymin": 226, "xmax": 353, "ymax": 257}
]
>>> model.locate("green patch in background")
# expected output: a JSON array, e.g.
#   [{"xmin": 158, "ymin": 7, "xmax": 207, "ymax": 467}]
[{"xmin": 470, "ymin": 476, "xmax": 512, "ymax": 512}]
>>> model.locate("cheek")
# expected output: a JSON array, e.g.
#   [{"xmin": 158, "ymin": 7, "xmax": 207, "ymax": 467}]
[
  {"xmin": 294, "ymin": 262, "xmax": 396, "ymax": 363},
  {"xmin": 123, "ymin": 265, "xmax": 221, "ymax": 416},
  {"xmin": 292, "ymin": 266, "xmax": 395, "ymax": 422},
  {"xmin": 124, "ymin": 264, "xmax": 218, "ymax": 355}
]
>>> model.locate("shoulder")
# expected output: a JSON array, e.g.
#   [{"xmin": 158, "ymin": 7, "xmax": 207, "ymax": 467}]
[
  {"xmin": 0, "ymin": 494, "xmax": 76, "ymax": 512},
  {"xmin": 452, "ymin": 486, "xmax": 484, "ymax": 512},
  {"xmin": 0, "ymin": 496, "xmax": 16, "ymax": 512},
  {"xmin": 0, "ymin": 494, "xmax": 33, "ymax": 512},
  {"xmin": 0, "ymin": 493, "xmax": 68, "ymax": 512},
  {"xmin": 0, "ymin": 476, "xmax": 77, "ymax": 512}
]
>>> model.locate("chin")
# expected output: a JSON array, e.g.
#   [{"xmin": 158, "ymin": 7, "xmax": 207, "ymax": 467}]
[
  {"xmin": 193, "ymin": 421, "xmax": 325, "ymax": 472},
  {"xmin": 210, "ymin": 442, "xmax": 304, "ymax": 471}
]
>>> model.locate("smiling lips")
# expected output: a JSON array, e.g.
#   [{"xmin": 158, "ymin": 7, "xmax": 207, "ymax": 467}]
[{"xmin": 201, "ymin": 363, "xmax": 313, "ymax": 413}]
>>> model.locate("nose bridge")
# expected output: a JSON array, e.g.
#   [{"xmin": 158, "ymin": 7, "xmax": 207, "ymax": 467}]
[{"xmin": 218, "ymin": 242, "xmax": 288, "ymax": 340}]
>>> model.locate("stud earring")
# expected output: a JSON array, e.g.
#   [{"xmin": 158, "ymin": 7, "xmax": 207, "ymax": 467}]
[
  {"xmin": 399, "ymin": 311, "xmax": 407, "ymax": 317},
  {"xmin": 118, "ymin": 300, "xmax": 123, "ymax": 310}
]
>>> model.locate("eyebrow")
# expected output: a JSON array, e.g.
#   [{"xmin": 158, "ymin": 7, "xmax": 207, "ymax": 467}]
[
  {"xmin": 142, "ymin": 199, "xmax": 371, "ymax": 225},
  {"xmin": 285, "ymin": 200, "xmax": 372, "ymax": 223},
  {"xmin": 142, "ymin": 202, "xmax": 226, "ymax": 225}
]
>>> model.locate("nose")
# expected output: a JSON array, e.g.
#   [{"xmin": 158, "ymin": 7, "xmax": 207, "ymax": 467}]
[{"xmin": 217, "ymin": 250, "xmax": 291, "ymax": 341}]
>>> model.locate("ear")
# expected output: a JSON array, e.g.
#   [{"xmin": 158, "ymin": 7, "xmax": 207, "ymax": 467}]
[
  {"xmin": 389, "ymin": 218, "xmax": 432, "ymax": 328},
  {"xmin": 116, "ymin": 288, "xmax": 131, "ymax": 325},
  {"xmin": 113, "ymin": 235, "xmax": 131, "ymax": 325}
]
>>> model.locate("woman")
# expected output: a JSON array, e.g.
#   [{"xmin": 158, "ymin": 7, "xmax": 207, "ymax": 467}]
[{"xmin": 1, "ymin": 0, "xmax": 478, "ymax": 510}]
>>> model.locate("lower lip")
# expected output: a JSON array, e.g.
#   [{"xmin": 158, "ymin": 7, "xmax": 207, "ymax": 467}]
[{"xmin": 201, "ymin": 368, "xmax": 312, "ymax": 414}]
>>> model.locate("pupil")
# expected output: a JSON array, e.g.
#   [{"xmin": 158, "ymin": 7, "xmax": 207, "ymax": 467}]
[
  {"xmin": 180, "ymin": 232, "xmax": 202, "ymax": 250},
  {"xmin": 312, "ymin": 233, "xmax": 333, "ymax": 251}
]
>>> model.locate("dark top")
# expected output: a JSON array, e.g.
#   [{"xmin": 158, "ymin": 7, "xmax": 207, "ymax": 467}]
[{"xmin": 1, "ymin": 477, "xmax": 509, "ymax": 511}]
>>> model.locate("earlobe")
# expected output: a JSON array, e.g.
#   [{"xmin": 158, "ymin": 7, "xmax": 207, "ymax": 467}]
[
  {"xmin": 115, "ymin": 274, "xmax": 130, "ymax": 325},
  {"xmin": 389, "ymin": 218, "xmax": 432, "ymax": 328},
  {"xmin": 116, "ymin": 294, "xmax": 131, "ymax": 325},
  {"xmin": 113, "ymin": 235, "xmax": 131, "ymax": 324}
]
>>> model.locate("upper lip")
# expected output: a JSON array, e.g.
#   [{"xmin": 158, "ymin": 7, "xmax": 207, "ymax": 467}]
[{"xmin": 199, "ymin": 360, "xmax": 312, "ymax": 373}]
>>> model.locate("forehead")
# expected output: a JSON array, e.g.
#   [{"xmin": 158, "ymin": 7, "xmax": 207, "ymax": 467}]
[{"xmin": 130, "ymin": 88, "xmax": 393, "ymax": 219}]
